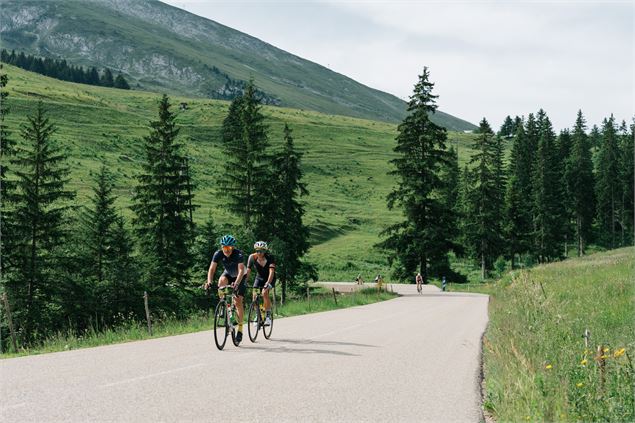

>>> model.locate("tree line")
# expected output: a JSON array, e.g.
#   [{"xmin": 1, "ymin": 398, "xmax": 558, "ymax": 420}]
[
  {"xmin": 0, "ymin": 70, "xmax": 310, "ymax": 349},
  {"xmin": 1, "ymin": 49, "xmax": 130, "ymax": 90},
  {"xmin": 381, "ymin": 67, "xmax": 634, "ymax": 282}
]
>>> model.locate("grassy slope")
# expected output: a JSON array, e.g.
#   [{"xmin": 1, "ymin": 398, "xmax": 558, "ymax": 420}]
[
  {"xmin": 456, "ymin": 248, "xmax": 634, "ymax": 422},
  {"xmin": 2, "ymin": 64, "xmax": 478, "ymax": 281}
]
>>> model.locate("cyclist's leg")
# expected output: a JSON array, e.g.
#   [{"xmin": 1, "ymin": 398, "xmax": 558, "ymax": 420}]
[
  {"xmin": 235, "ymin": 276, "xmax": 247, "ymax": 325},
  {"xmin": 219, "ymin": 273, "xmax": 230, "ymax": 288}
]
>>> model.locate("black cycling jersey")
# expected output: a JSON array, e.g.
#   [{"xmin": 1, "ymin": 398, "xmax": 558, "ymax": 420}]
[
  {"xmin": 247, "ymin": 252, "xmax": 276, "ymax": 281},
  {"xmin": 212, "ymin": 248, "xmax": 244, "ymax": 278}
]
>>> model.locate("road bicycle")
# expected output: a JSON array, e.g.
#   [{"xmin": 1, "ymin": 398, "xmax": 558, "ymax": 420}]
[
  {"xmin": 247, "ymin": 285, "xmax": 274, "ymax": 342},
  {"xmin": 417, "ymin": 283, "xmax": 423, "ymax": 294},
  {"xmin": 213, "ymin": 285, "xmax": 240, "ymax": 350}
]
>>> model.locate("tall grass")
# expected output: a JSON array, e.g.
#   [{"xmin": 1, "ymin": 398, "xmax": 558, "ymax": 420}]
[
  {"xmin": 470, "ymin": 248, "xmax": 634, "ymax": 422},
  {"xmin": 1, "ymin": 287, "xmax": 396, "ymax": 358}
]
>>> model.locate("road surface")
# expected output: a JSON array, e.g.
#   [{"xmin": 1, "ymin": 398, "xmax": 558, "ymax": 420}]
[{"xmin": 1, "ymin": 284, "xmax": 489, "ymax": 422}]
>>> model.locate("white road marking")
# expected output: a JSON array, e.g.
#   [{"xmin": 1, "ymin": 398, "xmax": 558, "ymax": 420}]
[{"xmin": 98, "ymin": 363, "xmax": 206, "ymax": 388}]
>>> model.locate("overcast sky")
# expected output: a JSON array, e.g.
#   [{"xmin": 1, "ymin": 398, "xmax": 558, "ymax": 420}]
[{"xmin": 162, "ymin": 0, "xmax": 633, "ymax": 131}]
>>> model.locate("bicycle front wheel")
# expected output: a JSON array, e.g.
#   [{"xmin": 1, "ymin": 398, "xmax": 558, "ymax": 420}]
[
  {"xmin": 247, "ymin": 301, "xmax": 260, "ymax": 342},
  {"xmin": 213, "ymin": 301, "xmax": 229, "ymax": 350},
  {"xmin": 263, "ymin": 309, "xmax": 273, "ymax": 339}
]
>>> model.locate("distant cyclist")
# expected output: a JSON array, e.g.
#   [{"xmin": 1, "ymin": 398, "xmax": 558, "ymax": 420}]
[
  {"xmin": 415, "ymin": 272, "xmax": 423, "ymax": 293},
  {"xmin": 246, "ymin": 241, "xmax": 276, "ymax": 326},
  {"xmin": 205, "ymin": 234, "xmax": 247, "ymax": 344},
  {"xmin": 355, "ymin": 274, "xmax": 364, "ymax": 285}
]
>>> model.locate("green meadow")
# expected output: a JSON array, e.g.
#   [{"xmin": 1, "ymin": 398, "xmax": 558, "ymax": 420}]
[
  {"xmin": 2, "ymin": 64, "xmax": 477, "ymax": 282},
  {"xmin": 454, "ymin": 248, "xmax": 634, "ymax": 422}
]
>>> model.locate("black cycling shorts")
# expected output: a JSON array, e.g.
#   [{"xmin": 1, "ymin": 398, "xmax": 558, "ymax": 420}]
[
  {"xmin": 221, "ymin": 273, "xmax": 247, "ymax": 297},
  {"xmin": 253, "ymin": 276, "xmax": 276, "ymax": 289}
]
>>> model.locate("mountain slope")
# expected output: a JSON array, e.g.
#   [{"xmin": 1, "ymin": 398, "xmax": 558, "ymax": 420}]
[
  {"xmin": 0, "ymin": 64, "xmax": 477, "ymax": 280},
  {"xmin": 0, "ymin": 0, "xmax": 476, "ymax": 130}
]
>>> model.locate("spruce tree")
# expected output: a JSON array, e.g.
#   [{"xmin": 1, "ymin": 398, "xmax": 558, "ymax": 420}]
[
  {"xmin": 558, "ymin": 129, "xmax": 574, "ymax": 255},
  {"xmin": 0, "ymin": 66, "xmax": 14, "ymax": 278},
  {"xmin": 83, "ymin": 166, "xmax": 118, "ymax": 284},
  {"xmin": 464, "ymin": 118, "xmax": 505, "ymax": 279},
  {"xmin": 619, "ymin": 120, "xmax": 634, "ymax": 245},
  {"xmin": 568, "ymin": 111, "xmax": 595, "ymax": 255},
  {"xmin": 504, "ymin": 121, "xmax": 534, "ymax": 266},
  {"xmin": 7, "ymin": 102, "xmax": 75, "ymax": 342},
  {"xmin": 378, "ymin": 67, "xmax": 457, "ymax": 283},
  {"xmin": 132, "ymin": 95, "xmax": 196, "ymax": 304},
  {"xmin": 439, "ymin": 146, "xmax": 462, "ymax": 260},
  {"xmin": 589, "ymin": 124, "xmax": 601, "ymax": 151},
  {"xmin": 270, "ymin": 124, "xmax": 310, "ymax": 302},
  {"xmin": 595, "ymin": 115, "xmax": 621, "ymax": 248},
  {"xmin": 218, "ymin": 79, "xmax": 271, "ymax": 234},
  {"xmin": 114, "ymin": 73, "xmax": 130, "ymax": 90},
  {"xmin": 100, "ymin": 68, "xmax": 114, "ymax": 87},
  {"xmin": 499, "ymin": 115, "xmax": 514, "ymax": 138},
  {"xmin": 532, "ymin": 109, "xmax": 565, "ymax": 261}
]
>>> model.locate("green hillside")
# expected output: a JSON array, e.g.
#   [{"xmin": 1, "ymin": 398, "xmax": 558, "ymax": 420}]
[
  {"xmin": 1, "ymin": 64, "xmax": 477, "ymax": 281},
  {"xmin": 0, "ymin": 0, "xmax": 476, "ymax": 130}
]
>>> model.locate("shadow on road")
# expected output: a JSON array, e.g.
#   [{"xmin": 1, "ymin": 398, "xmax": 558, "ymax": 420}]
[
  {"xmin": 269, "ymin": 338, "xmax": 378, "ymax": 348},
  {"xmin": 242, "ymin": 343, "xmax": 360, "ymax": 357}
]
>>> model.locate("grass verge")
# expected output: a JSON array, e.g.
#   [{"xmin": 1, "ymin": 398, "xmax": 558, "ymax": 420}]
[
  {"xmin": 1, "ymin": 287, "xmax": 396, "ymax": 358},
  {"xmin": 454, "ymin": 247, "xmax": 634, "ymax": 422}
]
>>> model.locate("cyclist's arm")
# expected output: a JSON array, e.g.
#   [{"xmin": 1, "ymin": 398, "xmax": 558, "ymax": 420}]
[
  {"xmin": 234, "ymin": 262, "xmax": 246, "ymax": 287},
  {"xmin": 266, "ymin": 263, "xmax": 276, "ymax": 286},
  {"xmin": 206, "ymin": 261, "xmax": 218, "ymax": 288},
  {"xmin": 245, "ymin": 254, "xmax": 253, "ymax": 282}
]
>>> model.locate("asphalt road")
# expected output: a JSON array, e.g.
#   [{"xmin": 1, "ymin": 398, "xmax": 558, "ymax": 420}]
[{"xmin": 1, "ymin": 284, "xmax": 489, "ymax": 422}]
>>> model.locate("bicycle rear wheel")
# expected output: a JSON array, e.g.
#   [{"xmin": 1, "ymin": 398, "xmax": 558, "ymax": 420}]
[
  {"xmin": 263, "ymin": 308, "xmax": 273, "ymax": 339},
  {"xmin": 213, "ymin": 301, "xmax": 229, "ymax": 350},
  {"xmin": 247, "ymin": 301, "xmax": 260, "ymax": 342}
]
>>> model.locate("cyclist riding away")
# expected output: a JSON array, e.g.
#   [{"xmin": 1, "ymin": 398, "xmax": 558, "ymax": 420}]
[
  {"xmin": 246, "ymin": 241, "xmax": 275, "ymax": 326},
  {"xmin": 205, "ymin": 234, "xmax": 247, "ymax": 344}
]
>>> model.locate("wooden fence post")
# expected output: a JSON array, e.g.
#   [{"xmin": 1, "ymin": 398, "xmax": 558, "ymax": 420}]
[
  {"xmin": 143, "ymin": 291, "xmax": 153, "ymax": 336},
  {"xmin": 2, "ymin": 293, "xmax": 18, "ymax": 352},
  {"xmin": 332, "ymin": 288, "xmax": 338, "ymax": 305}
]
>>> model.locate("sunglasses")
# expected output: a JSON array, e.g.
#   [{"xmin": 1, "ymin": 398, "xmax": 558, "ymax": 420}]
[
  {"xmin": 222, "ymin": 246, "xmax": 233, "ymax": 251},
  {"xmin": 255, "ymin": 249, "xmax": 266, "ymax": 254}
]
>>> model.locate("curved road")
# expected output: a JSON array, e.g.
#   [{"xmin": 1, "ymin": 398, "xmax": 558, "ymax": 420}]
[{"xmin": 1, "ymin": 284, "xmax": 488, "ymax": 422}]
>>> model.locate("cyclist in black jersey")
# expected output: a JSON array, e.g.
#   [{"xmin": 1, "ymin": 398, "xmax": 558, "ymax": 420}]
[
  {"xmin": 205, "ymin": 234, "xmax": 247, "ymax": 344},
  {"xmin": 246, "ymin": 241, "xmax": 276, "ymax": 326}
]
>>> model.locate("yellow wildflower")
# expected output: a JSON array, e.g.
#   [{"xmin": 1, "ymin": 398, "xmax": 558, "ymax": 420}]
[
  {"xmin": 600, "ymin": 355, "xmax": 608, "ymax": 359},
  {"xmin": 525, "ymin": 416, "xmax": 530, "ymax": 421},
  {"xmin": 545, "ymin": 364, "xmax": 553, "ymax": 369},
  {"xmin": 580, "ymin": 359, "xmax": 588, "ymax": 366},
  {"xmin": 614, "ymin": 348, "xmax": 626, "ymax": 358},
  {"xmin": 576, "ymin": 382, "xmax": 584, "ymax": 388},
  {"xmin": 603, "ymin": 347, "xmax": 610, "ymax": 353}
]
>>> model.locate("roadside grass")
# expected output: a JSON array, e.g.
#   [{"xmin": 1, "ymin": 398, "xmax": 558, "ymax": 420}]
[
  {"xmin": 0, "ymin": 287, "xmax": 396, "ymax": 358},
  {"xmin": 453, "ymin": 248, "xmax": 634, "ymax": 422}
]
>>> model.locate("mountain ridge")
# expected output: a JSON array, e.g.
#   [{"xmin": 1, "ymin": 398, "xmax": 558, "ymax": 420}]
[{"xmin": 0, "ymin": 0, "xmax": 477, "ymax": 130}]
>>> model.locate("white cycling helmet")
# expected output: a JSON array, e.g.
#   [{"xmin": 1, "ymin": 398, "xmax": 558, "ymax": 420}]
[{"xmin": 254, "ymin": 241, "xmax": 268, "ymax": 251}]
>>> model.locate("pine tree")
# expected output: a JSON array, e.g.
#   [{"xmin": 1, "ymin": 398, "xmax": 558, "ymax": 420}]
[
  {"xmin": 270, "ymin": 124, "xmax": 310, "ymax": 302},
  {"xmin": 532, "ymin": 109, "xmax": 565, "ymax": 261},
  {"xmin": 567, "ymin": 111, "xmax": 595, "ymax": 255},
  {"xmin": 6, "ymin": 102, "xmax": 75, "ymax": 342},
  {"xmin": 100, "ymin": 68, "xmax": 114, "ymax": 87},
  {"xmin": 595, "ymin": 115, "xmax": 621, "ymax": 248},
  {"xmin": 378, "ymin": 67, "xmax": 458, "ymax": 284},
  {"xmin": 132, "ymin": 95, "xmax": 196, "ymax": 305},
  {"xmin": 114, "ymin": 73, "xmax": 130, "ymax": 90},
  {"xmin": 464, "ymin": 118, "xmax": 505, "ymax": 279},
  {"xmin": 218, "ymin": 79, "xmax": 271, "ymax": 234}
]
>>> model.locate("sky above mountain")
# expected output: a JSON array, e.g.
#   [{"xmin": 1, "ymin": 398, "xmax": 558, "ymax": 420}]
[{"xmin": 163, "ymin": 0, "xmax": 632, "ymax": 131}]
